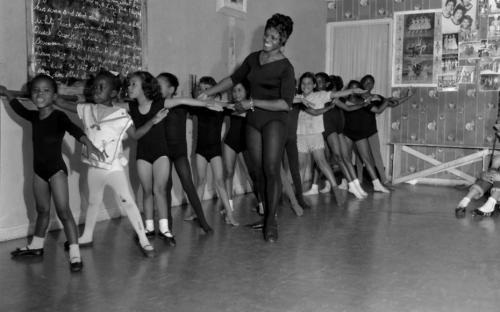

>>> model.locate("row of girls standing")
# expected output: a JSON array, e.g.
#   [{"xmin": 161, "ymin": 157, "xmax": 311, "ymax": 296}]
[
  {"xmin": 298, "ymin": 72, "xmax": 414, "ymax": 199},
  {"xmin": 0, "ymin": 69, "xmax": 226, "ymax": 272}
]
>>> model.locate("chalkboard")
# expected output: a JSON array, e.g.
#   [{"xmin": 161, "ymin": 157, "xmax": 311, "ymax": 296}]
[{"xmin": 26, "ymin": 0, "xmax": 147, "ymax": 83}]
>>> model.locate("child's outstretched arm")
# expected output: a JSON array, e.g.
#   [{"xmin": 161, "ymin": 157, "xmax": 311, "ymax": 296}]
[
  {"xmin": 301, "ymin": 98, "xmax": 334, "ymax": 116},
  {"xmin": 126, "ymin": 108, "xmax": 169, "ymax": 140},
  {"xmin": 55, "ymin": 96, "xmax": 83, "ymax": 114},
  {"xmin": 0, "ymin": 85, "xmax": 16, "ymax": 102},
  {"xmin": 335, "ymin": 98, "xmax": 368, "ymax": 112}
]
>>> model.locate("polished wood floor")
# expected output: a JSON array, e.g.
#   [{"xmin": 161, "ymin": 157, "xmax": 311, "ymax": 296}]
[{"xmin": 2, "ymin": 184, "xmax": 500, "ymax": 312}]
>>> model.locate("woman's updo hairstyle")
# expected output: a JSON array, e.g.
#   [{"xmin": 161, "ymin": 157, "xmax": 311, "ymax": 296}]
[{"xmin": 265, "ymin": 13, "xmax": 294, "ymax": 46}]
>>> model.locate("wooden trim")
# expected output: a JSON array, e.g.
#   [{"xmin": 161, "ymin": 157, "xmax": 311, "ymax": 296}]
[
  {"xmin": 141, "ymin": 0, "xmax": 148, "ymax": 71},
  {"xmin": 25, "ymin": 0, "xmax": 34, "ymax": 80}
]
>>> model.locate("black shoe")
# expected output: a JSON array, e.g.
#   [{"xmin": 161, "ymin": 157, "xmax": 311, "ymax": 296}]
[
  {"xmin": 245, "ymin": 221, "xmax": 264, "ymax": 230},
  {"xmin": 140, "ymin": 244, "xmax": 156, "ymax": 258},
  {"xmin": 11, "ymin": 247, "xmax": 44, "ymax": 257},
  {"xmin": 196, "ymin": 220, "xmax": 213, "ymax": 234},
  {"xmin": 455, "ymin": 207, "xmax": 466, "ymax": 218},
  {"xmin": 64, "ymin": 241, "xmax": 93, "ymax": 251},
  {"xmin": 264, "ymin": 228, "xmax": 278, "ymax": 243},
  {"xmin": 472, "ymin": 208, "xmax": 495, "ymax": 217},
  {"xmin": 159, "ymin": 231, "xmax": 176, "ymax": 247},
  {"xmin": 145, "ymin": 229, "xmax": 155, "ymax": 237},
  {"xmin": 69, "ymin": 260, "xmax": 83, "ymax": 272}
]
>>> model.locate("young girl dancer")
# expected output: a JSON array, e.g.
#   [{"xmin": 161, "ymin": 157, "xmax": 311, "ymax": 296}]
[
  {"xmin": 156, "ymin": 73, "xmax": 214, "ymax": 235},
  {"xmin": 223, "ymin": 82, "xmax": 260, "ymax": 214},
  {"xmin": 323, "ymin": 75, "xmax": 368, "ymax": 199},
  {"xmin": 55, "ymin": 71, "xmax": 161, "ymax": 257},
  {"xmin": 126, "ymin": 71, "xmax": 175, "ymax": 245},
  {"xmin": 359, "ymin": 74, "xmax": 413, "ymax": 185},
  {"xmin": 342, "ymin": 80, "xmax": 390, "ymax": 193},
  {"xmin": 190, "ymin": 76, "xmax": 238, "ymax": 226},
  {"xmin": 1, "ymin": 74, "xmax": 103, "ymax": 272}
]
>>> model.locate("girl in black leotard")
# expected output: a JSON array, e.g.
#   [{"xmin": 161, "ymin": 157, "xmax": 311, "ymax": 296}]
[
  {"xmin": 343, "ymin": 80, "xmax": 390, "ymax": 193},
  {"xmin": 127, "ymin": 71, "xmax": 175, "ymax": 245},
  {"xmin": 157, "ymin": 73, "xmax": 224, "ymax": 233},
  {"xmin": 323, "ymin": 75, "xmax": 368, "ymax": 199},
  {"xmin": 199, "ymin": 14, "xmax": 295, "ymax": 242},
  {"xmin": 223, "ymin": 82, "xmax": 261, "ymax": 214},
  {"xmin": 0, "ymin": 75, "xmax": 103, "ymax": 272},
  {"xmin": 190, "ymin": 76, "xmax": 238, "ymax": 226}
]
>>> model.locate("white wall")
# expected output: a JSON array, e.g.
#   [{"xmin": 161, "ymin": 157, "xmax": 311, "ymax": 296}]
[{"xmin": 0, "ymin": 0, "xmax": 328, "ymax": 241}]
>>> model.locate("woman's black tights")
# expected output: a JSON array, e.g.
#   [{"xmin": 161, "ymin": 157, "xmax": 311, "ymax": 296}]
[
  {"xmin": 284, "ymin": 137, "xmax": 308, "ymax": 208},
  {"xmin": 166, "ymin": 156, "xmax": 211, "ymax": 232},
  {"xmin": 246, "ymin": 121, "xmax": 287, "ymax": 239}
]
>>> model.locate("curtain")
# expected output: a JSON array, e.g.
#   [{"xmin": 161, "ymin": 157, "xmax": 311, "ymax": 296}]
[{"xmin": 328, "ymin": 22, "xmax": 392, "ymax": 168}]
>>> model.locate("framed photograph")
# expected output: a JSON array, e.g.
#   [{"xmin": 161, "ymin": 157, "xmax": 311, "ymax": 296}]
[
  {"xmin": 457, "ymin": 65, "xmax": 476, "ymax": 84},
  {"xmin": 437, "ymin": 74, "xmax": 458, "ymax": 91},
  {"xmin": 442, "ymin": 0, "xmax": 476, "ymax": 34},
  {"xmin": 216, "ymin": 0, "xmax": 247, "ymax": 19},
  {"xmin": 392, "ymin": 9, "xmax": 442, "ymax": 87}
]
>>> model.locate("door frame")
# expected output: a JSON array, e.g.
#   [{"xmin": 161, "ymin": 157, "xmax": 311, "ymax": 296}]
[{"xmin": 325, "ymin": 18, "xmax": 394, "ymax": 176}]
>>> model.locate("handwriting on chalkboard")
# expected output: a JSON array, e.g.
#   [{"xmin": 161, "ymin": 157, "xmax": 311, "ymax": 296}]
[{"xmin": 28, "ymin": 0, "xmax": 144, "ymax": 82}]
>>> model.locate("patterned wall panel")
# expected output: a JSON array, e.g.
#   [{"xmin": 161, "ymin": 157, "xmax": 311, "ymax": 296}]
[{"xmin": 328, "ymin": 0, "xmax": 499, "ymax": 180}]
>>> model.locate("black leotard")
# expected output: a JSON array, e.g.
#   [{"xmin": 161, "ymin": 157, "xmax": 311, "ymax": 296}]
[
  {"xmin": 10, "ymin": 99, "xmax": 85, "ymax": 182},
  {"xmin": 230, "ymin": 51, "xmax": 295, "ymax": 130},
  {"xmin": 343, "ymin": 97, "xmax": 378, "ymax": 141},
  {"xmin": 323, "ymin": 105, "xmax": 345, "ymax": 137},
  {"xmin": 163, "ymin": 106, "xmax": 188, "ymax": 160},
  {"xmin": 129, "ymin": 99, "xmax": 168, "ymax": 163},
  {"xmin": 193, "ymin": 107, "xmax": 224, "ymax": 161},
  {"xmin": 224, "ymin": 114, "xmax": 246, "ymax": 153}
]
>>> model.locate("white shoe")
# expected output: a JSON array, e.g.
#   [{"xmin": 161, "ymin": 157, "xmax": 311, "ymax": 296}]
[
  {"xmin": 348, "ymin": 183, "xmax": 364, "ymax": 199},
  {"xmin": 303, "ymin": 184, "xmax": 319, "ymax": 196},
  {"xmin": 353, "ymin": 179, "xmax": 368, "ymax": 196},
  {"xmin": 319, "ymin": 181, "xmax": 331, "ymax": 193}
]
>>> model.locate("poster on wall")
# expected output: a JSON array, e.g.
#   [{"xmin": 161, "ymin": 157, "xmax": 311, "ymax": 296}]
[
  {"xmin": 479, "ymin": 74, "xmax": 500, "ymax": 90},
  {"xmin": 489, "ymin": 0, "xmax": 500, "ymax": 13},
  {"xmin": 442, "ymin": 0, "xmax": 477, "ymax": 35},
  {"xmin": 487, "ymin": 13, "xmax": 500, "ymax": 38},
  {"xmin": 392, "ymin": 10, "xmax": 442, "ymax": 87},
  {"xmin": 458, "ymin": 40, "xmax": 486, "ymax": 59},
  {"xmin": 457, "ymin": 65, "xmax": 476, "ymax": 83},
  {"xmin": 438, "ymin": 74, "xmax": 459, "ymax": 91}
]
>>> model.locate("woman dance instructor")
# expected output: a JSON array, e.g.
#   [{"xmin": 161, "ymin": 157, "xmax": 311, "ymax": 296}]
[{"xmin": 199, "ymin": 13, "xmax": 295, "ymax": 242}]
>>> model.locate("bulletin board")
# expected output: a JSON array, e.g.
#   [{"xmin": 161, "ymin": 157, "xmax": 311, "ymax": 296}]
[{"xmin": 26, "ymin": 0, "xmax": 147, "ymax": 83}]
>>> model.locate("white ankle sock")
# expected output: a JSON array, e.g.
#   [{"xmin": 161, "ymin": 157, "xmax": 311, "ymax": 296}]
[
  {"xmin": 353, "ymin": 179, "xmax": 368, "ymax": 196},
  {"xmin": 229, "ymin": 199, "xmax": 234, "ymax": 211},
  {"xmin": 348, "ymin": 182, "xmax": 364, "ymax": 199},
  {"xmin": 458, "ymin": 197, "xmax": 471, "ymax": 208},
  {"xmin": 372, "ymin": 179, "xmax": 390, "ymax": 193},
  {"xmin": 28, "ymin": 236, "xmax": 45, "ymax": 249},
  {"xmin": 159, "ymin": 218, "xmax": 172, "ymax": 236},
  {"xmin": 69, "ymin": 244, "xmax": 81, "ymax": 263},
  {"xmin": 145, "ymin": 219, "xmax": 154, "ymax": 232},
  {"xmin": 479, "ymin": 197, "xmax": 497, "ymax": 213}
]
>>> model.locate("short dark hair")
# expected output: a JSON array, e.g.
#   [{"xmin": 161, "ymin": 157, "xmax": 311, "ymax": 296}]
[
  {"xmin": 157, "ymin": 72, "xmax": 179, "ymax": 96},
  {"xmin": 462, "ymin": 15, "xmax": 473, "ymax": 26},
  {"xmin": 129, "ymin": 71, "xmax": 161, "ymax": 101},
  {"xmin": 347, "ymin": 80, "xmax": 361, "ymax": 89},
  {"xmin": 95, "ymin": 70, "xmax": 122, "ymax": 91},
  {"xmin": 315, "ymin": 72, "xmax": 329, "ymax": 82},
  {"xmin": 265, "ymin": 13, "xmax": 294, "ymax": 46},
  {"xmin": 329, "ymin": 75, "xmax": 344, "ymax": 91},
  {"xmin": 297, "ymin": 72, "xmax": 317, "ymax": 94},
  {"xmin": 233, "ymin": 80, "xmax": 250, "ymax": 100},
  {"xmin": 29, "ymin": 74, "xmax": 58, "ymax": 94},
  {"xmin": 360, "ymin": 74, "xmax": 375, "ymax": 86},
  {"xmin": 199, "ymin": 76, "xmax": 217, "ymax": 87}
]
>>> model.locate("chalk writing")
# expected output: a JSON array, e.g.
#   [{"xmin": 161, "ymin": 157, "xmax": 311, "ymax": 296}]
[{"xmin": 29, "ymin": 0, "xmax": 144, "ymax": 82}]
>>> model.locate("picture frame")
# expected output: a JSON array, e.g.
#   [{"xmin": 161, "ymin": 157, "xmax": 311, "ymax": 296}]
[
  {"xmin": 392, "ymin": 9, "xmax": 442, "ymax": 87},
  {"xmin": 216, "ymin": 0, "xmax": 247, "ymax": 19}
]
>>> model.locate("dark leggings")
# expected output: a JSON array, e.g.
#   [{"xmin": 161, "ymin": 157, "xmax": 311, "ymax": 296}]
[
  {"xmin": 246, "ymin": 121, "xmax": 287, "ymax": 232},
  {"xmin": 166, "ymin": 156, "xmax": 210, "ymax": 231},
  {"xmin": 284, "ymin": 137, "xmax": 306, "ymax": 204}
]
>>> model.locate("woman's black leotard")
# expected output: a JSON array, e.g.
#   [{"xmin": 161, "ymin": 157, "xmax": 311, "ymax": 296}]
[
  {"xmin": 164, "ymin": 106, "xmax": 188, "ymax": 160},
  {"xmin": 10, "ymin": 99, "xmax": 85, "ymax": 182},
  {"xmin": 224, "ymin": 115, "xmax": 246, "ymax": 153},
  {"xmin": 129, "ymin": 99, "xmax": 168, "ymax": 164},
  {"xmin": 193, "ymin": 107, "xmax": 224, "ymax": 161}
]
